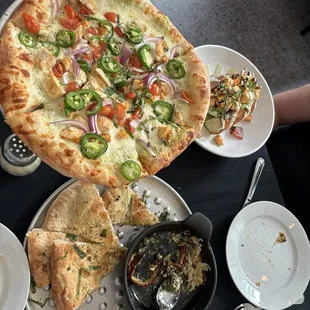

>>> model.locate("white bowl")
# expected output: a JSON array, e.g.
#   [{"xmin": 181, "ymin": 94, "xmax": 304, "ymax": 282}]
[{"xmin": 194, "ymin": 45, "xmax": 274, "ymax": 158}]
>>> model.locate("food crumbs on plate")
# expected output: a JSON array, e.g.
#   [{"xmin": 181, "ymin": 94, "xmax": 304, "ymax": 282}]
[
  {"xmin": 255, "ymin": 281, "xmax": 261, "ymax": 287},
  {"xmin": 244, "ymin": 114, "xmax": 253, "ymax": 122},
  {"xmin": 276, "ymin": 232, "xmax": 287, "ymax": 243},
  {"xmin": 214, "ymin": 135, "xmax": 224, "ymax": 146}
]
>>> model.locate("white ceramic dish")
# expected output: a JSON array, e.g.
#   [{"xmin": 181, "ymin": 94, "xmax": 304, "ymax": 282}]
[
  {"xmin": 0, "ymin": 223, "xmax": 30, "ymax": 310},
  {"xmin": 226, "ymin": 201, "xmax": 310, "ymax": 309},
  {"xmin": 194, "ymin": 45, "xmax": 274, "ymax": 158}
]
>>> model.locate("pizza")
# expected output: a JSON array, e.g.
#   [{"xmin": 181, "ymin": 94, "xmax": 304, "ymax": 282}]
[{"xmin": 0, "ymin": 0, "xmax": 209, "ymax": 186}]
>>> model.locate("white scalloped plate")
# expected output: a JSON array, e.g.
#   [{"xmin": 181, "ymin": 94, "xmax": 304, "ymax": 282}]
[
  {"xmin": 0, "ymin": 223, "xmax": 30, "ymax": 310},
  {"xmin": 226, "ymin": 201, "xmax": 310, "ymax": 309}
]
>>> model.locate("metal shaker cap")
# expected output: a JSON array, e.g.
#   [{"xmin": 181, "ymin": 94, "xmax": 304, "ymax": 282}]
[{"xmin": 2, "ymin": 134, "xmax": 37, "ymax": 167}]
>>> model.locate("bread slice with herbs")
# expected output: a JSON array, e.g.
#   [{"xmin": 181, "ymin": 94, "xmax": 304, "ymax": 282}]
[
  {"xmin": 51, "ymin": 240, "xmax": 125, "ymax": 310},
  {"xmin": 102, "ymin": 185, "xmax": 159, "ymax": 226},
  {"xmin": 26, "ymin": 229, "xmax": 86, "ymax": 288}
]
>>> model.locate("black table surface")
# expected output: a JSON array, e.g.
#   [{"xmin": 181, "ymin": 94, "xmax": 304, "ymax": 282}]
[{"xmin": 0, "ymin": 0, "xmax": 309, "ymax": 309}]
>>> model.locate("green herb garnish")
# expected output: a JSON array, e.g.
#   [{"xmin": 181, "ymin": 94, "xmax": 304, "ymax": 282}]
[
  {"xmin": 89, "ymin": 265, "xmax": 102, "ymax": 271},
  {"xmin": 66, "ymin": 233, "xmax": 77, "ymax": 242},
  {"xmin": 105, "ymin": 87, "xmax": 117, "ymax": 97},
  {"xmin": 100, "ymin": 229, "xmax": 107, "ymax": 238},
  {"xmin": 142, "ymin": 190, "xmax": 149, "ymax": 204},
  {"xmin": 57, "ymin": 251, "xmax": 68, "ymax": 261},
  {"xmin": 76, "ymin": 267, "xmax": 90, "ymax": 299},
  {"xmin": 73, "ymin": 244, "xmax": 86, "ymax": 259}
]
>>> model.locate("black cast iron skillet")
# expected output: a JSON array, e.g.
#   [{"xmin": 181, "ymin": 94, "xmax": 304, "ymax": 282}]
[{"xmin": 123, "ymin": 213, "xmax": 217, "ymax": 310}]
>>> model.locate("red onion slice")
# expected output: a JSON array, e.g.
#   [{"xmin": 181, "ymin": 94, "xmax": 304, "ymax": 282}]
[
  {"xmin": 120, "ymin": 41, "xmax": 132, "ymax": 65},
  {"xmin": 50, "ymin": 120, "xmax": 89, "ymax": 132},
  {"xmin": 137, "ymin": 138, "xmax": 156, "ymax": 157},
  {"xmin": 71, "ymin": 58, "xmax": 80, "ymax": 76},
  {"xmin": 66, "ymin": 47, "xmax": 89, "ymax": 57},
  {"xmin": 144, "ymin": 72, "xmax": 176, "ymax": 95},
  {"xmin": 170, "ymin": 43, "xmax": 188, "ymax": 59},
  {"xmin": 53, "ymin": 0, "xmax": 60, "ymax": 17},
  {"xmin": 88, "ymin": 114, "xmax": 99, "ymax": 134}
]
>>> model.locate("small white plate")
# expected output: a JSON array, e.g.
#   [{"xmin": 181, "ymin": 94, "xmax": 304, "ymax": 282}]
[
  {"xmin": 0, "ymin": 223, "xmax": 30, "ymax": 310},
  {"xmin": 194, "ymin": 45, "xmax": 275, "ymax": 158},
  {"xmin": 226, "ymin": 201, "xmax": 310, "ymax": 310}
]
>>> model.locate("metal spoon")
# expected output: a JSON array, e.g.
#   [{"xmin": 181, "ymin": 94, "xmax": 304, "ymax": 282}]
[
  {"xmin": 156, "ymin": 280, "xmax": 180, "ymax": 310},
  {"xmin": 242, "ymin": 158, "xmax": 265, "ymax": 209}
]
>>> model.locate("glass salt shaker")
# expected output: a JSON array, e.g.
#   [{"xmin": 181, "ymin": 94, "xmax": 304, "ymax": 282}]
[{"xmin": 0, "ymin": 134, "xmax": 41, "ymax": 176}]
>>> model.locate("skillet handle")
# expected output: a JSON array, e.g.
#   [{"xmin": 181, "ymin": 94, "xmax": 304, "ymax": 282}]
[{"xmin": 183, "ymin": 213, "xmax": 213, "ymax": 243}]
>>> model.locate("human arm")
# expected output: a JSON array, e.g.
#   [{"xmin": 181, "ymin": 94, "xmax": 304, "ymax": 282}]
[{"xmin": 274, "ymin": 83, "xmax": 310, "ymax": 128}]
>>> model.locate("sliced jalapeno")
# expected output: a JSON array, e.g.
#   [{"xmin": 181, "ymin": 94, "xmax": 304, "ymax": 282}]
[
  {"xmin": 41, "ymin": 41, "xmax": 60, "ymax": 56},
  {"xmin": 138, "ymin": 45, "xmax": 153, "ymax": 69},
  {"xmin": 77, "ymin": 60, "xmax": 90, "ymax": 73},
  {"xmin": 76, "ymin": 89, "xmax": 102, "ymax": 115},
  {"xmin": 99, "ymin": 56, "xmax": 121, "ymax": 74},
  {"xmin": 65, "ymin": 91, "xmax": 84, "ymax": 111},
  {"xmin": 166, "ymin": 59, "xmax": 186, "ymax": 79},
  {"xmin": 18, "ymin": 31, "xmax": 36, "ymax": 47},
  {"xmin": 99, "ymin": 20, "xmax": 114, "ymax": 39},
  {"xmin": 114, "ymin": 74, "xmax": 127, "ymax": 90},
  {"xmin": 126, "ymin": 28, "xmax": 143, "ymax": 45},
  {"xmin": 153, "ymin": 100, "xmax": 174, "ymax": 122},
  {"xmin": 121, "ymin": 160, "xmax": 141, "ymax": 181},
  {"xmin": 56, "ymin": 30, "xmax": 76, "ymax": 48},
  {"xmin": 80, "ymin": 133, "xmax": 108, "ymax": 160},
  {"xmin": 108, "ymin": 38, "xmax": 120, "ymax": 56}
]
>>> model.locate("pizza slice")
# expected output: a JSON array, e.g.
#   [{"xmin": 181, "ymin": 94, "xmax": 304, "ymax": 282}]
[
  {"xmin": 2, "ymin": 0, "xmax": 209, "ymax": 186},
  {"xmin": 102, "ymin": 185, "xmax": 159, "ymax": 226},
  {"xmin": 26, "ymin": 229, "xmax": 86, "ymax": 288},
  {"xmin": 42, "ymin": 181, "xmax": 119, "ymax": 245},
  {"xmin": 51, "ymin": 240, "xmax": 125, "ymax": 310}
]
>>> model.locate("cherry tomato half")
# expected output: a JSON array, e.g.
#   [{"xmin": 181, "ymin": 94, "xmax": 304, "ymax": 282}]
[
  {"xmin": 126, "ymin": 92, "xmax": 136, "ymax": 100},
  {"xmin": 52, "ymin": 61, "xmax": 65, "ymax": 78},
  {"xmin": 132, "ymin": 106, "xmax": 142, "ymax": 119},
  {"xmin": 129, "ymin": 54, "xmax": 142, "ymax": 69},
  {"xmin": 125, "ymin": 118, "xmax": 135, "ymax": 133},
  {"xmin": 148, "ymin": 83, "xmax": 160, "ymax": 96},
  {"xmin": 59, "ymin": 17, "xmax": 80, "ymax": 30},
  {"xmin": 115, "ymin": 26, "xmax": 125, "ymax": 38},
  {"xmin": 22, "ymin": 12, "xmax": 40, "ymax": 34},
  {"xmin": 65, "ymin": 82, "xmax": 80, "ymax": 93},
  {"xmin": 104, "ymin": 12, "xmax": 118, "ymax": 23},
  {"xmin": 64, "ymin": 4, "xmax": 77, "ymax": 20},
  {"xmin": 99, "ymin": 105, "xmax": 112, "ymax": 117}
]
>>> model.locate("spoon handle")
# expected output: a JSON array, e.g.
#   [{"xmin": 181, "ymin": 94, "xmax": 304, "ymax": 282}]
[{"xmin": 242, "ymin": 158, "xmax": 265, "ymax": 209}]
